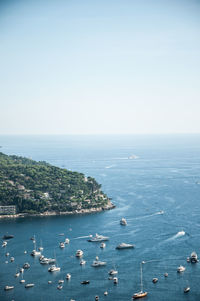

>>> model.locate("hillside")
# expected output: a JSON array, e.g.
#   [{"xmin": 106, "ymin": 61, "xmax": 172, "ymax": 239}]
[{"xmin": 0, "ymin": 152, "xmax": 113, "ymax": 215}]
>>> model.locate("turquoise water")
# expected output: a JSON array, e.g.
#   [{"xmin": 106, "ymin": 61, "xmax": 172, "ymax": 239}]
[{"xmin": 0, "ymin": 134, "xmax": 200, "ymax": 301}]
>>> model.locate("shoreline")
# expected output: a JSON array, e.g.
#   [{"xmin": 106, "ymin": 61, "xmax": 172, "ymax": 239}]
[{"xmin": 0, "ymin": 202, "xmax": 115, "ymax": 219}]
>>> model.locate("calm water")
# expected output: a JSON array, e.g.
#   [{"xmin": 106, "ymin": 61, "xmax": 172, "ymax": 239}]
[{"xmin": 0, "ymin": 134, "xmax": 200, "ymax": 301}]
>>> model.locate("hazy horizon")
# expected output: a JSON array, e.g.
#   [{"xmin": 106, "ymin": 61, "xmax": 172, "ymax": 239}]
[{"xmin": 1, "ymin": 0, "xmax": 200, "ymax": 135}]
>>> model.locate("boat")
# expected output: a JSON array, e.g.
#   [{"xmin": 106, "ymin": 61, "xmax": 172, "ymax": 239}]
[
  {"xmin": 20, "ymin": 268, "xmax": 24, "ymax": 273},
  {"xmin": 48, "ymin": 265, "xmax": 60, "ymax": 272},
  {"xmin": 95, "ymin": 296, "xmax": 99, "ymax": 301},
  {"xmin": 66, "ymin": 273, "xmax": 71, "ymax": 280},
  {"xmin": 31, "ymin": 249, "xmax": 41, "ymax": 256},
  {"xmin": 132, "ymin": 262, "xmax": 148, "ymax": 299},
  {"xmin": 57, "ymin": 285, "xmax": 63, "ymax": 290},
  {"xmin": 15, "ymin": 272, "xmax": 20, "ymax": 277},
  {"xmin": 5, "ymin": 252, "xmax": 9, "ymax": 256},
  {"xmin": 120, "ymin": 218, "xmax": 127, "ymax": 225},
  {"xmin": 2, "ymin": 241, "xmax": 7, "ymax": 247},
  {"xmin": 48, "ymin": 281, "xmax": 52, "ymax": 284},
  {"xmin": 4, "ymin": 286, "xmax": 14, "ymax": 291},
  {"xmin": 23, "ymin": 262, "xmax": 30, "ymax": 269},
  {"xmin": 80, "ymin": 259, "xmax": 86, "ymax": 265},
  {"xmin": 65, "ymin": 238, "xmax": 70, "ymax": 244},
  {"xmin": 24, "ymin": 250, "xmax": 27, "ymax": 254},
  {"xmin": 164, "ymin": 273, "xmax": 168, "ymax": 277},
  {"xmin": 184, "ymin": 286, "xmax": 190, "ymax": 293},
  {"xmin": 116, "ymin": 243, "xmax": 134, "ymax": 249},
  {"xmin": 81, "ymin": 280, "xmax": 90, "ymax": 284},
  {"xmin": 58, "ymin": 280, "xmax": 64, "ymax": 284},
  {"xmin": 3, "ymin": 234, "xmax": 14, "ymax": 239},
  {"xmin": 91, "ymin": 257, "xmax": 107, "ymax": 267},
  {"xmin": 20, "ymin": 279, "xmax": 25, "ymax": 283},
  {"xmin": 59, "ymin": 242, "xmax": 65, "ymax": 248},
  {"xmin": 10, "ymin": 257, "xmax": 15, "ymax": 262},
  {"xmin": 152, "ymin": 278, "xmax": 158, "ymax": 283},
  {"xmin": 100, "ymin": 242, "xmax": 106, "ymax": 248},
  {"xmin": 109, "ymin": 269, "xmax": 118, "ymax": 275},
  {"xmin": 76, "ymin": 249, "xmax": 83, "ymax": 257},
  {"xmin": 113, "ymin": 277, "xmax": 118, "ymax": 284},
  {"xmin": 88, "ymin": 233, "xmax": 109, "ymax": 242},
  {"xmin": 177, "ymin": 265, "xmax": 186, "ymax": 273},
  {"xmin": 104, "ymin": 291, "xmax": 108, "ymax": 296},
  {"xmin": 25, "ymin": 283, "xmax": 34, "ymax": 288},
  {"xmin": 190, "ymin": 251, "xmax": 198, "ymax": 263}
]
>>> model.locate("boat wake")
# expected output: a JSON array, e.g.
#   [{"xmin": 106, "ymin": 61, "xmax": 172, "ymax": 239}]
[
  {"xmin": 165, "ymin": 231, "xmax": 186, "ymax": 242},
  {"xmin": 73, "ymin": 235, "xmax": 92, "ymax": 240},
  {"xmin": 105, "ymin": 164, "xmax": 116, "ymax": 169},
  {"xmin": 127, "ymin": 211, "xmax": 164, "ymax": 221}
]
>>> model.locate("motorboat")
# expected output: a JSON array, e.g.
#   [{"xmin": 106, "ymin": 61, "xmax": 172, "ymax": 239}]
[
  {"xmin": 120, "ymin": 218, "xmax": 127, "ymax": 225},
  {"xmin": 190, "ymin": 251, "xmax": 198, "ymax": 263},
  {"xmin": 81, "ymin": 280, "xmax": 90, "ymax": 284},
  {"xmin": 4, "ymin": 286, "xmax": 14, "ymax": 291},
  {"xmin": 65, "ymin": 238, "xmax": 70, "ymax": 244},
  {"xmin": 20, "ymin": 268, "xmax": 24, "ymax": 273},
  {"xmin": 66, "ymin": 273, "xmax": 71, "ymax": 280},
  {"xmin": 58, "ymin": 280, "xmax": 64, "ymax": 284},
  {"xmin": 57, "ymin": 285, "xmax": 63, "ymax": 290},
  {"xmin": 80, "ymin": 259, "xmax": 86, "ymax": 265},
  {"xmin": 152, "ymin": 278, "xmax": 158, "ymax": 283},
  {"xmin": 88, "ymin": 233, "xmax": 109, "ymax": 242},
  {"xmin": 59, "ymin": 242, "xmax": 65, "ymax": 248},
  {"xmin": 116, "ymin": 243, "xmax": 134, "ymax": 249},
  {"xmin": 177, "ymin": 265, "xmax": 186, "ymax": 273},
  {"xmin": 109, "ymin": 269, "xmax": 118, "ymax": 275},
  {"xmin": 25, "ymin": 283, "xmax": 34, "ymax": 288},
  {"xmin": 20, "ymin": 279, "xmax": 25, "ymax": 283},
  {"xmin": 2, "ymin": 241, "xmax": 7, "ymax": 247},
  {"xmin": 48, "ymin": 265, "xmax": 60, "ymax": 272},
  {"xmin": 23, "ymin": 262, "xmax": 30, "ymax": 269},
  {"xmin": 132, "ymin": 262, "xmax": 148, "ymax": 299},
  {"xmin": 31, "ymin": 249, "xmax": 41, "ymax": 256},
  {"xmin": 184, "ymin": 286, "xmax": 190, "ymax": 293},
  {"xmin": 15, "ymin": 272, "xmax": 20, "ymax": 277},
  {"xmin": 95, "ymin": 296, "xmax": 99, "ymax": 301},
  {"xmin": 100, "ymin": 242, "xmax": 106, "ymax": 248},
  {"xmin": 113, "ymin": 277, "xmax": 118, "ymax": 284},
  {"xmin": 76, "ymin": 250, "xmax": 83, "ymax": 257},
  {"xmin": 91, "ymin": 259, "xmax": 107, "ymax": 267},
  {"xmin": 48, "ymin": 281, "xmax": 52, "ymax": 284},
  {"xmin": 5, "ymin": 252, "xmax": 9, "ymax": 256},
  {"xmin": 104, "ymin": 291, "xmax": 108, "ymax": 296},
  {"xmin": 164, "ymin": 273, "xmax": 168, "ymax": 277},
  {"xmin": 10, "ymin": 257, "xmax": 15, "ymax": 262}
]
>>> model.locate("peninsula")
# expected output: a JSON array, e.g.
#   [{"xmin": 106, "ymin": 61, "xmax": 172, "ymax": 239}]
[{"xmin": 0, "ymin": 152, "xmax": 114, "ymax": 218}]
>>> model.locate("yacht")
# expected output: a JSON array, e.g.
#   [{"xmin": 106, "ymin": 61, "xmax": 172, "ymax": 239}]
[
  {"xmin": 25, "ymin": 283, "xmax": 34, "ymax": 288},
  {"xmin": 48, "ymin": 265, "xmax": 60, "ymax": 272},
  {"xmin": 100, "ymin": 242, "xmax": 106, "ymax": 248},
  {"xmin": 190, "ymin": 251, "xmax": 198, "ymax": 263},
  {"xmin": 116, "ymin": 243, "xmax": 134, "ymax": 249},
  {"xmin": 91, "ymin": 257, "xmax": 107, "ymax": 267},
  {"xmin": 20, "ymin": 268, "xmax": 24, "ymax": 273},
  {"xmin": 88, "ymin": 233, "xmax": 109, "ymax": 242},
  {"xmin": 132, "ymin": 262, "xmax": 148, "ymax": 299},
  {"xmin": 76, "ymin": 250, "xmax": 83, "ymax": 257},
  {"xmin": 4, "ymin": 286, "xmax": 14, "ymax": 291},
  {"xmin": 5, "ymin": 252, "xmax": 9, "ymax": 256},
  {"xmin": 177, "ymin": 265, "xmax": 186, "ymax": 273},
  {"xmin": 120, "ymin": 218, "xmax": 127, "ymax": 225},
  {"xmin": 109, "ymin": 269, "xmax": 118, "ymax": 275},
  {"xmin": 66, "ymin": 273, "xmax": 71, "ymax": 280}
]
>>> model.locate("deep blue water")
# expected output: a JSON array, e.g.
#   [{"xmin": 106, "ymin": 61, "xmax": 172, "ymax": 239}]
[{"xmin": 0, "ymin": 134, "xmax": 200, "ymax": 301}]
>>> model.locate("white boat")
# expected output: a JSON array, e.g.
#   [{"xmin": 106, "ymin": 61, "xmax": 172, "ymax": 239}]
[
  {"xmin": 2, "ymin": 241, "xmax": 7, "ymax": 247},
  {"xmin": 184, "ymin": 286, "xmax": 190, "ymax": 293},
  {"xmin": 10, "ymin": 257, "xmax": 15, "ymax": 262},
  {"xmin": 20, "ymin": 268, "xmax": 24, "ymax": 273},
  {"xmin": 177, "ymin": 265, "xmax": 186, "ymax": 273},
  {"xmin": 59, "ymin": 242, "xmax": 65, "ymax": 248},
  {"xmin": 31, "ymin": 249, "xmax": 41, "ymax": 256},
  {"xmin": 88, "ymin": 233, "xmax": 109, "ymax": 242},
  {"xmin": 109, "ymin": 269, "xmax": 118, "ymax": 275},
  {"xmin": 190, "ymin": 251, "xmax": 198, "ymax": 263},
  {"xmin": 57, "ymin": 285, "xmax": 63, "ymax": 290},
  {"xmin": 66, "ymin": 273, "xmax": 71, "ymax": 280},
  {"xmin": 104, "ymin": 291, "xmax": 108, "ymax": 296},
  {"xmin": 25, "ymin": 283, "xmax": 34, "ymax": 288},
  {"xmin": 65, "ymin": 238, "xmax": 70, "ymax": 244},
  {"xmin": 120, "ymin": 218, "xmax": 127, "ymax": 225},
  {"xmin": 4, "ymin": 285, "xmax": 14, "ymax": 291},
  {"xmin": 20, "ymin": 279, "xmax": 25, "ymax": 283},
  {"xmin": 113, "ymin": 277, "xmax": 118, "ymax": 284},
  {"xmin": 91, "ymin": 259, "xmax": 107, "ymax": 267},
  {"xmin": 48, "ymin": 265, "xmax": 60, "ymax": 272},
  {"xmin": 152, "ymin": 278, "xmax": 158, "ymax": 283},
  {"xmin": 100, "ymin": 242, "xmax": 106, "ymax": 248},
  {"xmin": 23, "ymin": 262, "xmax": 30, "ymax": 269},
  {"xmin": 5, "ymin": 252, "xmax": 9, "ymax": 256},
  {"xmin": 15, "ymin": 272, "xmax": 20, "ymax": 277},
  {"xmin": 76, "ymin": 249, "xmax": 83, "ymax": 257},
  {"xmin": 80, "ymin": 259, "xmax": 86, "ymax": 265},
  {"xmin": 58, "ymin": 279, "xmax": 64, "ymax": 284},
  {"xmin": 132, "ymin": 262, "xmax": 148, "ymax": 299},
  {"xmin": 116, "ymin": 243, "xmax": 134, "ymax": 249}
]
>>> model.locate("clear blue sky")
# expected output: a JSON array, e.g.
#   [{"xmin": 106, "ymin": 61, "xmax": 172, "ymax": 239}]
[{"xmin": 0, "ymin": 0, "xmax": 200, "ymax": 134}]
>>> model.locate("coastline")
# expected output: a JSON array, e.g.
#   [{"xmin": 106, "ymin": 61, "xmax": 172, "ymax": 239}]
[{"xmin": 0, "ymin": 201, "xmax": 115, "ymax": 219}]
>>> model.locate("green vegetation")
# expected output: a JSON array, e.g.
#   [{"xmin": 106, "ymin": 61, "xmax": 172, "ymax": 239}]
[{"xmin": 0, "ymin": 152, "xmax": 111, "ymax": 214}]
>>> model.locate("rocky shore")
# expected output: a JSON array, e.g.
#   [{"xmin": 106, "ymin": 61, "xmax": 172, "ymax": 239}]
[{"xmin": 0, "ymin": 201, "xmax": 115, "ymax": 219}]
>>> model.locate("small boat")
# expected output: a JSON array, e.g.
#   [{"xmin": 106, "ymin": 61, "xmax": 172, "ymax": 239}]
[
  {"xmin": 81, "ymin": 280, "xmax": 90, "ymax": 284},
  {"xmin": 59, "ymin": 242, "xmax": 65, "ymax": 248},
  {"xmin": 3, "ymin": 234, "xmax": 14, "ymax": 239},
  {"xmin": 4, "ymin": 285, "xmax": 14, "ymax": 291},
  {"xmin": 116, "ymin": 243, "xmax": 134, "ymax": 249},
  {"xmin": 58, "ymin": 280, "xmax": 64, "ymax": 284},
  {"xmin": 25, "ymin": 283, "xmax": 34, "ymax": 288},
  {"xmin": 10, "ymin": 257, "xmax": 15, "ymax": 262},
  {"xmin": 57, "ymin": 285, "xmax": 63, "ymax": 290},
  {"xmin": 76, "ymin": 249, "xmax": 83, "ymax": 257},
  {"xmin": 31, "ymin": 249, "xmax": 41, "ymax": 256},
  {"xmin": 20, "ymin": 268, "xmax": 24, "ymax": 273},
  {"xmin": 100, "ymin": 242, "xmax": 106, "ymax": 248},
  {"xmin": 24, "ymin": 250, "xmax": 27, "ymax": 254},
  {"xmin": 92, "ymin": 260, "xmax": 107, "ymax": 267},
  {"xmin": 5, "ymin": 252, "xmax": 9, "ymax": 256},
  {"xmin": 23, "ymin": 262, "xmax": 30, "ymax": 269},
  {"xmin": 104, "ymin": 291, "xmax": 108, "ymax": 296},
  {"xmin": 66, "ymin": 273, "xmax": 71, "ymax": 280},
  {"xmin": 164, "ymin": 273, "xmax": 168, "ymax": 277},
  {"xmin": 113, "ymin": 277, "xmax": 118, "ymax": 284},
  {"xmin": 132, "ymin": 262, "xmax": 148, "ymax": 299},
  {"xmin": 20, "ymin": 279, "xmax": 25, "ymax": 283},
  {"xmin": 65, "ymin": 238, "xmax": 70, "ymax": 244},
  {"xmin": 15, "ymin": 272, "xmax": 20, "ymax": 277},
  {"xmin": 95, "ymin": 296, "xmax": 99, "ymax": 301},
  {"xmin": 48, "ymin": 281, "xmax": 52, "ymax": 284},
  {"xmin": 38, "ymin": 246, "xmax": 43, "ymax": 251},
  {"xmin": 184, "ymin": 286, "xmax": 190, "ymax": 293},
  {"xmin": 177, "ymin": 265, "xmax": 186, "ymax": 273},
  {"xmin": 80, "ymin": 259, "xmax": 86, "ymax": 265},
  {"xmin": 48, "ymin": 265, "xmax": 60, "ymax": 272},
  {"xmin": 88, "ymin": 233, "xmax": 109, "ymax": 242},
  {"xmin": 109, "ymin": 269, "xmax": 118, "ymax": 275},
  {"xmin": 190, "ymin": 251, "xmax": 198, "ymax": 263},
  {"xmin": 120, "ymin": 218, "xmax": 127, "ymax": 225},
  {"xmin": 2, "ymin": 241, "xmax": 7, "ymax": 247},
  {"xmin": 152, "ymin": 278, "xmax": 158, "ymax": 283}
]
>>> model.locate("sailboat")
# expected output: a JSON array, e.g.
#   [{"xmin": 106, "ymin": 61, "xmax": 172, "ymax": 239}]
[{"xmin": 132, "ymin": 262, "xmax": 148, "ymax": 299}]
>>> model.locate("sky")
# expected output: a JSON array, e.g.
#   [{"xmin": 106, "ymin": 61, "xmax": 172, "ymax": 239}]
[{"xmin": 0, "ymin": 0, "xmax": 200, "ymax": 135}]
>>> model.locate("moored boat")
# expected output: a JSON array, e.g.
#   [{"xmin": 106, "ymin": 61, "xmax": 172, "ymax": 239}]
[
  {"xmin": 184, "ymin": 286, "xmax": 190, "ymax": 293},
  {"xmin": 177, "ymin": 265, "xmax": 185, "ymax": 273},
  {"xmin": 88, "ymin": 233, "xmax": 109, "ymax": 242},
  {"xmin": 132, "ymin": 262, "xmax": 147, "ymax": 299},
  {"xmin": 190, "ymin": 251, "xmax": 198, "ymax": 263},
  {"xmin": 116, "ymin": 243, "xmax": 134, "ymax": 249},
  {"xmin": 76, "ymin": 249, "xmax": 83, "ymax": 257},
  {"xmin": 120, "ymin": 218, "xmax": 127, "ymax": 225},
  {"xmin": 25, "ymin": 283, "xmax": 34, "ymax": 288},
  {"xmin": 4, "ymin": 285, "xmax": 14, "ymax": 291}
]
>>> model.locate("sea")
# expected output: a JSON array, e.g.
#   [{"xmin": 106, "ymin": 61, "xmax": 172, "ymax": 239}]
[{"xmin": 0, "ymin": 134, "xmax": 200, "ymax": 301}]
